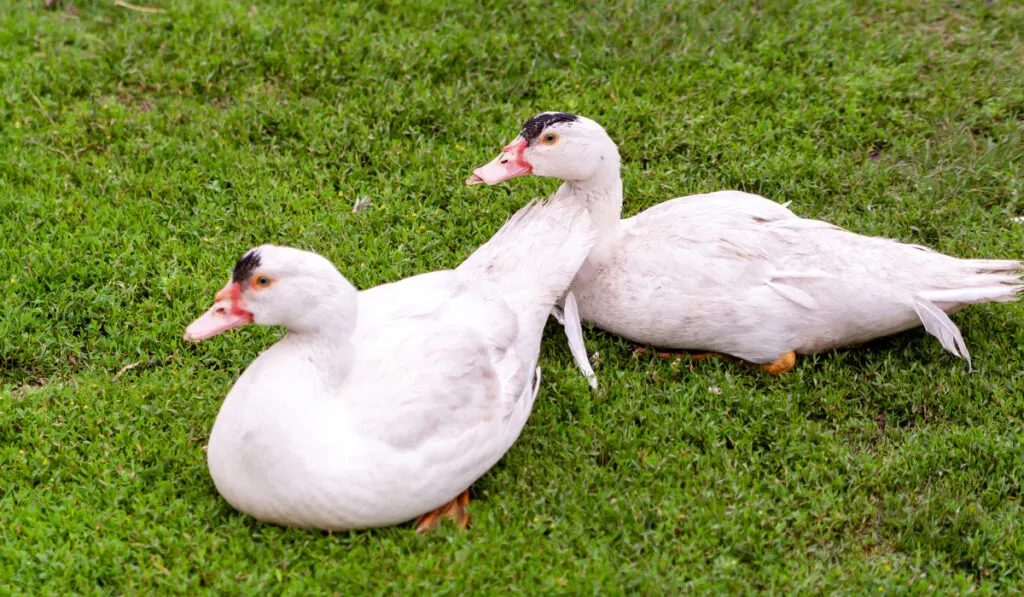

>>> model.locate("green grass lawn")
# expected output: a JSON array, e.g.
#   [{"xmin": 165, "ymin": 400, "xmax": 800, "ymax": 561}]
[{"xmin": 2, "ymin": 0, "xmax": 1023, "ymax": 593}]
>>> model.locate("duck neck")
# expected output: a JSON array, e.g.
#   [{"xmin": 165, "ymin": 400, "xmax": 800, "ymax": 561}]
[
  {"xmin": 553, "ymin": 169, "xmax": 623, "ymax": 236},
  {"xmin": 280, "ymin": 293, "xmax": 357, "ymax": 388}
]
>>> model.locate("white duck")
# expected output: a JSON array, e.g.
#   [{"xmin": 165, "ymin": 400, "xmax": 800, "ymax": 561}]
[
  {"xmin": 468, "ymin": 112, "xmax": 1023, "ymax": 373},
  {"xmin": 183, "ymin": 199, "xmax": 594, "ymax": 532}
]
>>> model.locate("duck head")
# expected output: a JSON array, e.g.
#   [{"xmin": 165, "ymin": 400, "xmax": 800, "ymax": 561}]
[
  {"xmin": 185, "ymin": 245, "xmax": 358, "ymax": 341},
  {"xmin": 467, "ymin": 112, "xmax": 620, "ymax": 186}
]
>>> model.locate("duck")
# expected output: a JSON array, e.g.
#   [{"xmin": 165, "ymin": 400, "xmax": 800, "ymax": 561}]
[
  {"xmin": 467, "ymin": 112, "xmax": 1023, "ymax": 373},
  {"xmin": 183, "ymin": 198, "xmax": 594, "ymax": 532}
]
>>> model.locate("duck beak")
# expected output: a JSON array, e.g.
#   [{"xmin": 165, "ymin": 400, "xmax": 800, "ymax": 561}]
[
  {"xmin": 466, "ymin": 139, "xmax": 531, "ymax": 185},
  {"xmin": 184, "ymin": 283, "xmax": 254, "ymax": 341}
]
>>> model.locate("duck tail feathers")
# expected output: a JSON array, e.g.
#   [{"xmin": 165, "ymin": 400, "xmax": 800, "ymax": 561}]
[{"xmin": 920, "ymin": 258, "xmax": 1024, "ymax": 306}]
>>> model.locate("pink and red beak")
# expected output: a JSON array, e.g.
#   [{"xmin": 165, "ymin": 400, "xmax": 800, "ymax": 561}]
[
  {"xmin": 184, "ymin": 282, "xmax": 254, "ymax": 341},
  {"xmin": 466, "ymin": 139, "xmax": 532, "ymax": 186}
]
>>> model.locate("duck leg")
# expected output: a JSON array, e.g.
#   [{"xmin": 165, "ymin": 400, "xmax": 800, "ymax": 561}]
[
  {"xmin": 634, "ymin": 347, "xmax": 678, "ymax": 360},
  {"xmin": 687, "ymin": 352, "xmax": 718, "ymax": 361},
  {"xmin": 414, "ymin": 489, "xmax": 471, "ymax": 534},
  {"xmin": 761, "ymin": 351, "xmax": 796, "ymax": 374},
  {"xmin": 635, "ymin": 346, "xmax": 796, "ymax": 374},
  {"xmin": 632, "ymin": 347, "xmax": 721, "ymax": 362}
]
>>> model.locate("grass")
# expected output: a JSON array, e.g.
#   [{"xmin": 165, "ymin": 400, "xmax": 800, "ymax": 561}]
[{"xmin": 2, "ymin": 0, "xmax": 1023, "ymax": 592}]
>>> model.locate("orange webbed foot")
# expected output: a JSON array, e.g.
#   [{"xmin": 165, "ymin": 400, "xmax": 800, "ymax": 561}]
[
  {"xmin": 414, "ymin": 489, "xmax": 471, "ymax": 534},
  {"xmin": 762, "ymin": 351, "xmax": 796, "ymax": 374}
]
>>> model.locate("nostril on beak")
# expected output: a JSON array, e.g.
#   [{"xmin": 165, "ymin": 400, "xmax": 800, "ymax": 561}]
[{"xmin": 500, "ymin": 159, "xmax": 509, "ymax": 165}]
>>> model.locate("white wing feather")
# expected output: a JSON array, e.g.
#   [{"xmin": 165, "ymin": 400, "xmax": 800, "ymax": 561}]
[
  {"xmin": 912, "ymin": 296, "xmax": 972, "ymax": 369},
  {"xmin": 562, "ymin": 291, "xmax": 598, "ymax": 389},
  {"xmin": 765, "ymin": 281, "xmax": 819, "ymax": 310}
]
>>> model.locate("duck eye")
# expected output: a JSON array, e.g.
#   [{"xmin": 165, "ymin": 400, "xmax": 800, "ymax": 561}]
[
  {"xmin": 540, "ymin": 132, "xmax": 559, "ymax": 145},
  {"xmin": 254, "ymin": 275, "xmax": 272, "ymax": 288}
]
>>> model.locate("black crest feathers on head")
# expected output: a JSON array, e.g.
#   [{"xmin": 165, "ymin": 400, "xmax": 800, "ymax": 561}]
[
  {"xmin": 231, "ymin": 250, "xmax": 262, "ymax": 284},
  {"xmin": 519, "ymin": 112, "xmax": 579, "ymax": 145}
]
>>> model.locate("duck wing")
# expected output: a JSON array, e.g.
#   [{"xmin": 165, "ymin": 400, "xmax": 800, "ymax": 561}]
[
  {"xmin": 617, "ymin": 192, "xmax": 802, "ymax": 296},
  {"xmin": 351, "ymin": 273, "xmax": 538, "ymax": 476}
]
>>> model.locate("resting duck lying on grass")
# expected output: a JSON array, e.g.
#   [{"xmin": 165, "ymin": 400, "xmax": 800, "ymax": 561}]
[
  {"xmin": 469, "ymin": 112, "xmax": 1023, "ymax": 373},
  {"xmin": 183, "ymin": 199, "xmax": 594, "ymax": 532}
]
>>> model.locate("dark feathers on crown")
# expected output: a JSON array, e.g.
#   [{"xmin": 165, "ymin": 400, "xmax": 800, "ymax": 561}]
[{"xmin": 519, "ymin": 112, "xmax": 579, "ymax": 145}]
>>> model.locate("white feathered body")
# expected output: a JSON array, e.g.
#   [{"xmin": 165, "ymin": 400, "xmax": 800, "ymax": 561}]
[
  {"xmin": 571, "ymin": 190, "xmax": 1022, "ymax": 364},
  {"xmin": 206, "ymin": 200, "xmax": 594, "ymax": 530}
]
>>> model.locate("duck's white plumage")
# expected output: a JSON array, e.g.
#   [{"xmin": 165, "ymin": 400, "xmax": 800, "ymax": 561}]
[
  {"xmin": 580, "ymin": 189, "xmax": 1020, "ymax": 364},
  {"xmin": 186, "ymin": 198, "xmax": 594, "ymax": 530},
  {"xmin": 469, "ymin": 112, "xmax": 1023, "ymax": 371}
]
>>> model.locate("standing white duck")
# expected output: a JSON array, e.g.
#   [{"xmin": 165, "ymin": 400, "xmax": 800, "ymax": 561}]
[
  {"xmin": 183, "ymin": 199, "xmax": 594, "ymax": 532},
  {"xmin": 468, "ymin": 112, "xmax": 1023, "ymax": 373}
]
